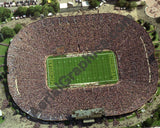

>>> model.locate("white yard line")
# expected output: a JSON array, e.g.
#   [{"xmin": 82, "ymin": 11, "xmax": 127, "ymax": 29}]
[
  {"xmin": 47, "ymin": 53, "xmax": 113, "ymax": 60},
  {"xmin": 47, "ymin": 59, "xmax": 50, "ymax": 86},
  {"xmin": 47, "ymin": 59, "xmax": 53, "ymax": 87},
  {"xmin": 49, "ymin": 79, "xmax": 118, "ymax": 87},
  {"xmin": 15, "ymin": 78, "xmax": 20, "ymax": 95},
  {"xmin": 113, "ymin": 54, "xmax": 119, "ymax": 80},
  {"xmin": 140, "ymin": 36, "xmax": 151, "ymax": 83}
]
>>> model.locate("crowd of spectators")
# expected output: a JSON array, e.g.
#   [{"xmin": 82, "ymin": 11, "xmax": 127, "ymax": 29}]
[{"xmin": 7, "ymin": 13, "xmax": 158, "ymax": 121}]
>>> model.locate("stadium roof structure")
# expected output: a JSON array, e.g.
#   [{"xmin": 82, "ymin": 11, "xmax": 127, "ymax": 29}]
[{"xmin": 7, "ymin": 13, "xmax": 158, "ymax": 121}]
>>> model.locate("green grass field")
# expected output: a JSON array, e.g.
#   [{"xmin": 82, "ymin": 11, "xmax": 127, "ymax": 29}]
[
  {"xmin": 0, "ymin": 38, "xmax": 11, "ymax": 73},
  {"xmin": 46, "ymin": 51, "xmax": 119, "ymax": 89},
  {"xmin": 0, "ymin": 116, "xmax": 4, "ymax": 124}
]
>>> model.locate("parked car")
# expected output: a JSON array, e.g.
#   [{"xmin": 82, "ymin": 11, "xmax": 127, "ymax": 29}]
[
  {"xmin": 120, "ymin": 7, "xmax": 126, "ymax": 10},
  {"xmin": 11, "ymin": 17, "xmax": 15, "ymax": 20},
  {"xmin": 48, "ymin": 13, "xmax": 53, "ymax": 17},
  {"xmin": 15, "ymin": 16, "xmax": 20, "ymax": 20},
  {"xmin": 102, "ymin": 0, "xmax": 106, "ymax": 3},
  {"xmin": 23, "ymin": 15, "xmax": 26, "ymax": 18},
  {"xmin": 99, "ymin": 2, "xmax": 103, "ymax": 6},
  {"xmin": 114, "ymin": 6, "xmax": 120, "ymax": 10},
  {"xmin": 0, "ymin": 110, "xmax": 2, "ymax": 116}
]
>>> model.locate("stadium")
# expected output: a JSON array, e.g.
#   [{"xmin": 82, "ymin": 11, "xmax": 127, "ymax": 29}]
[{"xmin": 7, "ymin": 13, "xmax": 158, "ymax": 121}]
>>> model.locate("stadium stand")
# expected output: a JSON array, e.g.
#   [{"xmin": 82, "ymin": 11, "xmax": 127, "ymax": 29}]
[{"xmin": 7, "ymin": 13, "xmax": 158, "ymax": 121}]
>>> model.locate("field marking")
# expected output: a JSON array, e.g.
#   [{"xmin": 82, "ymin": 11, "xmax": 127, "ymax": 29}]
[
  {"xmin": 47, "ymin": 59, "xmax": 54, "ymax": 87},
  {"xmin": 47, "ymin": 53, "xmax": 114, "ymax": 60},
  {"xmin": 49, "ymin": 79, "xmax": 118, "ymax": 87},
  {"xmin": 47, "ymin": 59, "xmax": 51, "ymax": 86},
  {"xmin": 112, "ymin": 54, "xmax": 119, "ymax": 80},
  {"xmin": 15, "ymin": 78, "xmax": 20, "ymax": 95},
  {"xmin": 140, "ymin": 36, "xmax": 151, "ymax": 83},
  {"xmin": 47, "ymin": 52, "xmax": 119, "ymax": 87}
]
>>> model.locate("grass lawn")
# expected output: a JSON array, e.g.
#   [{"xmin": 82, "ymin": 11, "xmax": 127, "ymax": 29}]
[
  {"xmin": 149, "ymin": 31, "xmax": 159, "ymax": 42},
  {"xmin": 0, "ymin": 57, "xmax": 5, "ymax": 65},
  {"xmin": 0, "ymin": 38, "xmax": 11, "ymax": 56},
  {"xmin": 0, "ymin": 67, "xmax": 4, "ymax": 72},
  {"xmin": 149, "ymin": 32, "xmax": 153, "ymax": 39},
  {"xmin": 117, "ymin": 117, "xmax": 125, "ymax": 121},
  {"xmin": 126, "ymin": 113, "xmax": 136, "ymax": 119},
  {"xmin": 154, "ymin": 43, "xmax": 160, "ymax": 50},
  {"xmin": 0, "ymin": 45, "xmax": 8, "ymax": 56},
  {"xmin": 154, "ymin": 32, "xmax": 159, "ymax": 41},
  {"xmin": 0, "ymin": 38, "xmax": 10, "ymax": 73},
  {"xmin": 46, "ymin": 51, "xmax": 119, "ymax": 89},
  {"xmin": 151, "ymin": 120, "xmax": 160, "ymax": 126},
  {"xmin": 156, "ymin": 45, "xmax": 160, "ymax": 50},
  {"xmin": 147, "ymin": 25, "xmax": 155, "ymax": 32},
  {"xmin": 156, "ymin": 87, "xmax": 160, "ymax": 96},
  {"xmin": 0, "ymin": 116, "xmax": 4, "ymax": 124},
  {"xmin": 0, "ymin": 13, "xmax": 13, "ymax": 25},
  {"xmin": 108, "ymin": 119, "xmax": 113, "ymax": 122},
  {"xmin": 1, "ymin": 38, "xmax": 12, "ymax": 45}
]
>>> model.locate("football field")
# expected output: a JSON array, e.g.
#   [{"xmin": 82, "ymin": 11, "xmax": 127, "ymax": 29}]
[{"xmin": 46, "ymin": 51, "xmax": 119, "ymax": 89}]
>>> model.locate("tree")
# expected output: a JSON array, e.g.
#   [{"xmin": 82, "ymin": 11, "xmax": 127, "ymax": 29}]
[
  {"xmin": 14, "ymin": 7, "xmax": 27, "ymax": 16},
  {"xmin": 155, "ymin": 43, "xmax": 159, "ymax": 49},
  {"xmin": 2, "ymin": 8, "xmax": 11, "ymax": 20},
  {"xmin": 42, "ymin": 4, "xmax": 49, "ymax": 11},
  {"xmin": 156, "ymin": 17, "xmax": 160, "ymax": 23},
  {"xmin": 129, "ymin": 1, "xmax": 137, "ymax": 9},
  {"xmin": 0, "ymin": 7, "xmax": 11, "ymax": 22},
  {"xmin": 41, "ymin": 0, "xmax": 60, "ymax": 14},
  {"xmin": 143, "ymin": 22, "xmax": 151, "ymax": 31},
  {"xmin": 89, "ymin": 0, "xmax": 100, "ymax": 8},
  {"xmin": 43, "ymin": 10, "xmax": 48, "ymax": 17},
  {"xmin": 34, "ymin": 5, "xmax": 42, "ymax": 13},
  {"xmin": 50, "ymin": 0, "xmax": 60, "ymax": 13},
  {"xmin": 153, "ymin": 111, "xmax": 160, "ymax": 120},
  {"xmin": 152, "ymin": 31, "xmax": 157, "ymax": 36},
  {"xmin": 142, "ymin": 118, "xmax": 153, "ymax": 127},
  {"xmin": 34, "ymin": 11, "xmax": 40, "ymax": 19},
  {"xmin": 48, "ymin": 6, "xmax": 55, "ymax": 13},
  {"xmin": 42, "ymin": 4, "xmax": 53, "ymax": 13},
  {"xmin": 137, "ymin": 19, "xmax": 144, "ymax": 25},
  {"xmin": 14, "ymin": 24, "xmax": 22, "ymax": 34},
  {"xmin": 42, "ymin": 4, "xmax": 52, "ymax": 16},
  {"xmin": 26, "ymin": 6, "xmax": 35, "ymax": 16},
  {"xmin": 0, "ymin": 33, "xmax": 4, "ymax": 42},
  {"xmin": 116, "ymin": 0, "xmax": 127, "ymax": 7},
  {"xmin": 1, "ymin": 27, "xmax": 15, "ymax": 39},
  {"xmin": 42, "ymin": 0, "xmax": 48, "ymax": 5}
]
